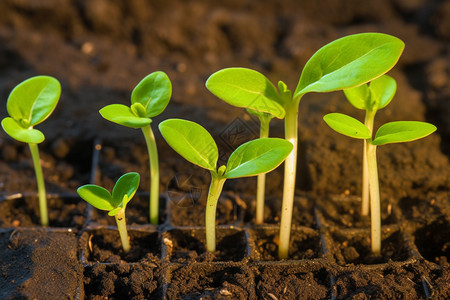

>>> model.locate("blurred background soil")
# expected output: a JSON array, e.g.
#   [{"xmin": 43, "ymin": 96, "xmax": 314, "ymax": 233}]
[{"xmin": 0, "ymin": 0, "xmax": 449, "ymax": 200}]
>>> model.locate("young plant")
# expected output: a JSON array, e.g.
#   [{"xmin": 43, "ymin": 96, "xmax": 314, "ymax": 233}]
[
  {"xmin": 343, "ymin": 75, "xmax": 397, "ymax": 216},
  {"xmin": 206, "ymin": 33, "xmax": 405, "ymax": 258},
  {"xmin": 1, "ymin": 76, "xmax": 61, "ymax": 226},
  {"xmin": 99, "ymin": 71, "xmax": 171, "ymax": 225},
  {"xmin": 159, "ymin": 119, "xmax": 293, "ymax": 253},
  {"xmin": 206, "ymin": 68, "xmax": 287, "ymax": 224},
  {"xmin": 77, "ymin": 172, "xmax": 140, "ymax": 253},
  {"xmin": 323, "ymin": 113, "xmax": 436, "ymax": 254}
]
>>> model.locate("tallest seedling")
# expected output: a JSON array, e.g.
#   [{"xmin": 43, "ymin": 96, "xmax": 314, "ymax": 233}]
[
  {"xmin": 207, "ymin": 33, "xmax": 404, "ymax": 259},
  {"xmin": 1, "ymin": 76, "xmax": 61, "ymax": 226},
  {"xmin": 281, "ymin": 33, "xmax": 404, "ymax": 259},
  {"xmin": 100, "ymin": 71, "xmax": 172, "ymax": 224}
]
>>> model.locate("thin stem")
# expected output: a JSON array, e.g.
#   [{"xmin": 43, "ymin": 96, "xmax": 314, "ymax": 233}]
[
  {"xmin": 367, "ymin": 142, "xmax": 381, "ymax": 255},
  {"xmin": 28, "ymin": 143, "xmax": 48, "ymax": 226},
  {"xmin": 362, "ymin": 110, "xmax": 376, "ymax": 216},
  {"xmin": 141, "ymin": 125, "xmax": 160, "ymax": 225},
  {"xmin": 255, "ymin": 116, "xmax": 270, "ymax": 224},
  {"xmin": 115, "ymin": 209, "xmax": 130, "ymax": 253},
  {"xmin": 278, "ymin": 101, "xmax": 299, "ymax": 259},
  {"xmin": 205, "ymin": 174, "xmax": 226, "ymax": 253}
]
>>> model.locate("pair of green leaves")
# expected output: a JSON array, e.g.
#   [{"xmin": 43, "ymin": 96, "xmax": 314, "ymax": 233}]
[
  {"xmin": 344, "ymin": 75, "xmax": 396, "ymax": 112},
  {"xmin": 323, "ymin": 113, "xmax": 436, "ymax": 146},
  {"xmin": 206, "ymin": 33, "xmax": 404, "ymax": 117},
  {"xmin": 77, "ymin": 172, "xmax": 140, "ymax": 216},
  {"xmin": 158, "ymin": 119, "xmax": 293, "ymax": 178},
  {"xmin": 99, "ymin": 71, "xmax": 172, "ymax": 128},
  {"xmin": 1, "ymin": 76, "xmax": 61, "ymax": 144}
]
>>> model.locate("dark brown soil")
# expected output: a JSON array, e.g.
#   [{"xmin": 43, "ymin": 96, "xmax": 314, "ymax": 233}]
[{"xmin": 0, "ymin": 0, "xmax": 449, "ymax": 299}]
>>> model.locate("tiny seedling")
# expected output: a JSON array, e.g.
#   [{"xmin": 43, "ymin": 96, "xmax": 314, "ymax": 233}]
[
  {"xmin": 100, "ymin": 71, "xmax": 171, "ymax": 225},
  {"xmin": 343, "ymin": 75, "xmax": 397, "ymax": 216},
  {"xmin": 206, "ymin": 33, "xmax": 405, "ymax": 258},
  {"xmin": 1, "ymin": 76, "xmax": 61, "ymax": 226},
  {"xmin": 323, "ymin": 113, "xmax": 436, "ymax": 254},
  {"xmin": 159, "ymin": 119, "xmax": 293, "ymax": 253},
  {"xmin": 206, "ymin": 68, "xmax": 287, "ymax": 224},
  {"xmin": 77, "ymin": 172, "xmax": 140, "ymax": 253}
]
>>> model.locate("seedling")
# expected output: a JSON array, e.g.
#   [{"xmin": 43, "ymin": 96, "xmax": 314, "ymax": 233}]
[
  {"xmin": 206, "ymin": 33, "xmax": 405, "ymax": 258},
  {"xmin": 1, "ymin": 76, "xmax": 61, "ymax": 226},
  {"xmin": 77, "ymin": 172, "xmax": 140, "ymax": 253},
  {"xmin": 159, "ymin": 119, "xmax": 293, "ymax": 253},
  {"xmin": 323, "ymin": 113, "xmax": 436, "ymax": 254},
  {"xmin": 99, "ymin": 71, "xmax": 171, "ymax": 224},
  {"xmin": 206, "ymin": 68, "xmax": 287, "ymax": 224},
  {"xmin": 343, "ymin": 75, "xmax": 397, "ymax": 216}
]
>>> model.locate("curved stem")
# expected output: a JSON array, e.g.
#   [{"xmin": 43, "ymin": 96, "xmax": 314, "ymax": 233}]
[
  {"xmin": 115, "ymin": 209, "xmax": 130, "ymax": 253},
  {"xmin": 205, "ymin": 174, "xmax": 226, "ymax": 253},
  {"xmin": 28, "ymin": 143, "xmax": 48, "ymax": 226},
  {"xmin": 362, "ymin": 110, "xmax": 376, "ymax": 216},
  {"xmin": 278, "ymin": 101, "xmax": 299, "ymax": 259},
  {"xmin": 141, "ymin": 125, "xmax": 160, "ymax": 224},
  {"xmin": 367, "ymin": 142, "xmax": 381, "ymax": 254},
  {"xmin": 255, "ymin": 116, "xmax": 270, "ymax": 224}
]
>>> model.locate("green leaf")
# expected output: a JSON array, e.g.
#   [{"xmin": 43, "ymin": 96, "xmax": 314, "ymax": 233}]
[
  {"xmin": 369, "ymin": 75, "xmax": 396, "ymax": 109},
  {"xmin": 77, "ymin": 185, "xmax": 114, "ymax": 211},
  {"xmin": 224, "ymin": 138, "xmax": 293, "ymax": 179},
  {"xmin": 131, "ymin": 71, "xmax": 172, "ymax": 118},
  {"xmin": 7, "ymin": 76, "xmax": 61, "ymax": 127},
  {"xmin": 1, "ymin": 117, "xmax": 45, "ymax": 144},
  {"xmin": 112, "ymin": 172, "xmax": 140, "ymax": 208},
  {"xmin": 295, "ymin": 33, "xmax": 404, "ymax": 98},
  {"xmin": 159, "ymin": 119, "xmax": 218, "ymax": 172},
  {"xmin": 343, "ymin": 84, "xmax": 369, "ymax": 110},
  {"xmin": 372, "ymin": 121, "xmax": 436, "ymax": 145},
  {"xmin": 206, "ymin": 68, "xmax": 285, "ymax": 119},
  {"xmin": 323, "ymin": 113, "xmax": 371, "ymax": 139},
  {"xmin": 100, "ymin": 104, "xmax": 152, "ymax": 128}
]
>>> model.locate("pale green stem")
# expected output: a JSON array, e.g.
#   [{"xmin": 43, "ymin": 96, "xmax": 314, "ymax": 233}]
[
  {"xmin": 362, "ymin": 110, "xmax": 376, "ymax": 216},
  {"xmin": 141, "ymin": 124, "xmax": 160, "ymax": 224},
  {"xmin": 255, "ymin": 117, "xmax": 270, "ymax": 224},
  {"xmin": 28, "ymin": 143, "xmax": 48, "ymax": 227},
  {"xmin": 367, "ymin": 142, "xmax": 381, "ymax": 254},
  {"xmin": 114, "ymin": 209, "xmax": 130, "ymax": 253},
  {"xmin": 205, "ymin": 174, "xmax": 226, "ymax": 253},
  {"xmin": 278, "ymin": 102, "xmax": 299, "ymax": 259}
]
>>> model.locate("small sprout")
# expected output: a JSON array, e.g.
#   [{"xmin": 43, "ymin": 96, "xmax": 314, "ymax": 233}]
[
  {"xmin": 77, "ymin": 172, "xmax": 140, "ymax": 253},
  {"xmin": 206, "ymin": 67, "xmax": 287, "ymax": 224},
  {"xmin": 323, "ymin": 113, "xmax": 436, "ymax": 254},
  {"xmin": 1, "ymin": 76, "xmax": 61, "ymax": 226},
  {"xmin": 205, "ymin": 33, "xmax": 405, "ymax": 259},
  {"xmin": 99, "ymin": 71, "xmax": 172, "ymax": 224},
  {"xmin": 343, "ymin": 75, "xmax": 397, "ymax": 216},
  {"xmin": 159, "ymin": 119, "xmax": 293, "ymax": 253}
]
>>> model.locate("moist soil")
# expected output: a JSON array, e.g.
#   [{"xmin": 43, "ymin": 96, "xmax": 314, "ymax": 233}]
[{"xmin": 0, "ymin": 0, "xmax": 449, "ymax": 299}]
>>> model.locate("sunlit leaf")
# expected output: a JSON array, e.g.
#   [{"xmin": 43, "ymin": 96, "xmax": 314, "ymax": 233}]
[
  {"xmin": 206, "ymin": 68, "xmax": 285, "ymax": 118},
  {"xmin": 323, "ymin": 113, "xmax": 371, "ymax": 139},
  {"xmin": 372, "ymin": 121, "xmax": 436, "ymax": 145},
  {"xmin": 225, "ymin": 138, "xmax": 293, "ymax": 178},
  {"xmin": 159, "ymin": 119, "xmax": 218, "ymax": 171}
]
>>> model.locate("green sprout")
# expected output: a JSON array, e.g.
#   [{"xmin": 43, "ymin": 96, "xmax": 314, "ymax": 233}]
[
  {"xmin": 77, "ymin": 172, "xmax": 140, "ymax": 253},
  {"xmin": 323, "ymin": 113, "xmax": 436, "ymax": 254},
  {"xmin": 1, "ymin": 76, "xmax": 61, "ymax": 226},
  {"xmin": 159, "ymin": 119, "xmax": 293, "ymax": 253},
  {"xmin": 99, "ymin": 71, "xmax": 171, "ymax": 225},
  {"xmin": 206, "ymin": 68, "xmax": 287, "ymax": 224},
  {"xmin": 343, "ymin": 75, "xmax": 397, "ymax": 216},
  {"xmin": 206, "ymin": 33, "xmax": 405, "ymax": 259}
]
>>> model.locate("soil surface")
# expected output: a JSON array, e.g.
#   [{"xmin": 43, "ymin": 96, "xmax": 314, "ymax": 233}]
[{"xmin": 0, "ymin": 0, "xmax": 449, "ymax": 299}]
